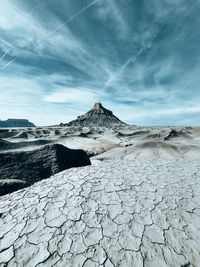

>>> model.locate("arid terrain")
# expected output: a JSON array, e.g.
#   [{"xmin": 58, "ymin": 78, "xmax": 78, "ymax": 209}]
[
  {"xmin": 1, "ymin": 159, "xmax": 200, "ymax": 267},
  {"xmin": 1, "ymin": 124, "xmax": 200, "ymax": 159},
  {"xmin": 0, "ymin": 124, "xmax": 200, "ymax": 266},
  {"xmin": 1, "ymin": 0, "xmax": 199, "ymax": 265},
  {"xmin": 0, "ymin": 104, "xmax": 200, "ymax": 266}
]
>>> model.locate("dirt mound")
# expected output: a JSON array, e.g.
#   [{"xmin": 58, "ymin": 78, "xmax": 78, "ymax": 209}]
[
  {"xmin": 164, "ymin": 129, "xmax": 191, "ymax": 141},
  {"xmin": 92, "ymin": 141, "xmax": 182, "ymax": 161},
  {"xmin": 136, "ymin": 141, "xmax": 178, "ymax": 150},
  {"xmin": 144, "ymin": 133, "xmax": 162, "ymax": 139},
  {"xmin": 13, "ymin": 132, "xmax": 29, "ymax": 139},
  {"xmin": 0, "ymin": 129, "xmax": 18, "ymax": 138}
]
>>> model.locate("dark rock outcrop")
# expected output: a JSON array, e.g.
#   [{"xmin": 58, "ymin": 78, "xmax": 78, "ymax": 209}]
[
  {"xmin": 0, "ymin": 179, "xmax": 30, "ymax": 196},
  {"xmin": 0, "ymin": 119, "xmax": 35, "ymax": 128},
  {"xmin": 66, "ymin": 102, "xmax": 126, "ymax": 127},
  {"xmin": 0, "ymin": 144, "xmax": 91, "ymax": 196},
  {"xmin": 0, "ymin": 138, "xmax": 11, "ymax": 150},
  {"xmin": 164, "ymin": 129, "xmax": 191, "ymax": 141}
]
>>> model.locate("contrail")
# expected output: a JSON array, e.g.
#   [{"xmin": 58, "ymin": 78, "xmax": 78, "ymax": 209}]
[
  {"xmin": 0, "ymin": 50, "xmax": 10, "ymax": 63},
  {"xmin": 38, "ymin": 0, "xmax": 100, "ymax": 44},
  {"xmin": 0, "ymin": 0, "xmax": 100, "ymax": 71},
  {"xmin": 119, "ymin": 47, "xmax": 144, "ymax": 73},
  {"xmin": 105, "ymin": 48, "xmax": 144, "ymax": 87},
  {"xmin": 1, "ymin": 58, "xmax": 16, "ymax": 70}
]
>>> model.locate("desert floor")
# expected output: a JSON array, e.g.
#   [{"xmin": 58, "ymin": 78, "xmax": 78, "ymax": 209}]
[{"xmin": 0, "ymin": 125, "xmax": 200, "ymax": 267}]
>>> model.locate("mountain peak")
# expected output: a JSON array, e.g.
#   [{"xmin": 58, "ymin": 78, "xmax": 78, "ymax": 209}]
[
  {"xmin": 93, "ymin": 102, "xmax": 102, "ymax": 110},
  {"xmin": 65, "ymin": 103, "xmax": 126, "ymax": 127}
]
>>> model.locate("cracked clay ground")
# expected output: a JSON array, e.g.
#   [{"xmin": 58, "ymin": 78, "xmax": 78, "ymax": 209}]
[{"xmin": 0, "ymin": 159, "xmax": 200, "ymax": 267}]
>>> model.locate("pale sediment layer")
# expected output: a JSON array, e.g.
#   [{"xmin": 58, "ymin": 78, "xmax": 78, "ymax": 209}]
[{"xmin": 0, "ymin": 159, "xmax": 199, "ymax": 267}]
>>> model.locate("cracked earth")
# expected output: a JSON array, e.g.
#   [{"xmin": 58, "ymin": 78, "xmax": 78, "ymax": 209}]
[{"xmin": 0, "ymin": 159, "xmax": 200, "ymax": 267}]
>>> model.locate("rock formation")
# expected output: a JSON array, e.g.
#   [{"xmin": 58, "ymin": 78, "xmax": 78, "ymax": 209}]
[
  {"xmin": 0, "ymin": 119, "xmax": 35, "ymax": 128},
  {"xmin": 0, "ymin": 144, "xmax": 91, "ymax": 196},
  {"xmin": 0, "ymin": 179, "xmax": 30, "ymax": 196},
  {"xmin": 66, "ymin": 102, "xmax": 126, "ymax": 127}
]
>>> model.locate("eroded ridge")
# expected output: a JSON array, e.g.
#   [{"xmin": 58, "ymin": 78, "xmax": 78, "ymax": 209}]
[{"xmin": 0, "ymin": 159, "xmax": 200, "ymax": 267}]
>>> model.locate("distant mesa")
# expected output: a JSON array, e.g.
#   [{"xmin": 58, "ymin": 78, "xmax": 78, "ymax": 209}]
[
  {"xmin": 65, "ymin": 102, "xmax": 126, "ymax": 127},
  {"xmin": 0, "ymin": 118, "xmax": 35, "ymax": 128}
]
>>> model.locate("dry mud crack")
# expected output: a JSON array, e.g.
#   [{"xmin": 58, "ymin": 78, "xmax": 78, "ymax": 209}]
[{"xmin": 0, "ymin": 159, "xmax": 200, "ymax": 267}]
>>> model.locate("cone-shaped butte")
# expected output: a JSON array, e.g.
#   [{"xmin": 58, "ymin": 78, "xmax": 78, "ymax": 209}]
[{"xmin": 66, "ymin": 103, "xmax": 126, "ymax": 127}]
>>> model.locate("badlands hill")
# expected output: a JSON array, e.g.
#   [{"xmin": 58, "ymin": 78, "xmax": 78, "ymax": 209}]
[{"xmin": 65, "ymin": 102, "xmax": 126, "ymax": 127}]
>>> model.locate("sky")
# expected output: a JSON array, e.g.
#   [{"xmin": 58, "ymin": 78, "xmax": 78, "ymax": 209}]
[{"xmin": 0, "ymin": 0, "xmax": 200, "ymax": 126}]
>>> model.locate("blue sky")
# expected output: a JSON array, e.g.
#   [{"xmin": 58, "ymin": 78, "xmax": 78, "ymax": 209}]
[{"xmin": 0, "ymin": 0, "xmax": 200, "ymax": 126}]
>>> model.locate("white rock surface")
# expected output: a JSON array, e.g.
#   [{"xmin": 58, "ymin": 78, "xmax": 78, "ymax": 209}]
[
  {"xmin": 3, "ymin": 126, "xmax": 200, "ymax": 159},
  {"xmin": 0, "ymin": 159, "xmax": 200, "ymax": 267}
]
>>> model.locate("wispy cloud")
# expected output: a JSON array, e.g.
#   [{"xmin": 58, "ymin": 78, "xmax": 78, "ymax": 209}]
[
  {"xmin": 0, "ymin": 0, "xmax": 200, "ymax": 125},
  {"xmin": 44, "ymin": 88, "xmax": 99, "ymax": 104},
  {"xmin": 38, "ymin": 0, "xmax": 100, "ymax": 44},
  {"xmin": 105, "ymin": 48, "xmax": 144, "ymax": 87},
  {"xmin": 95, "ymin": 0, "xmax": 129, "ymax": 38},
  {"xmin": 1, "ymin": 58, "xmax": 16, "ymax": 70}
]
